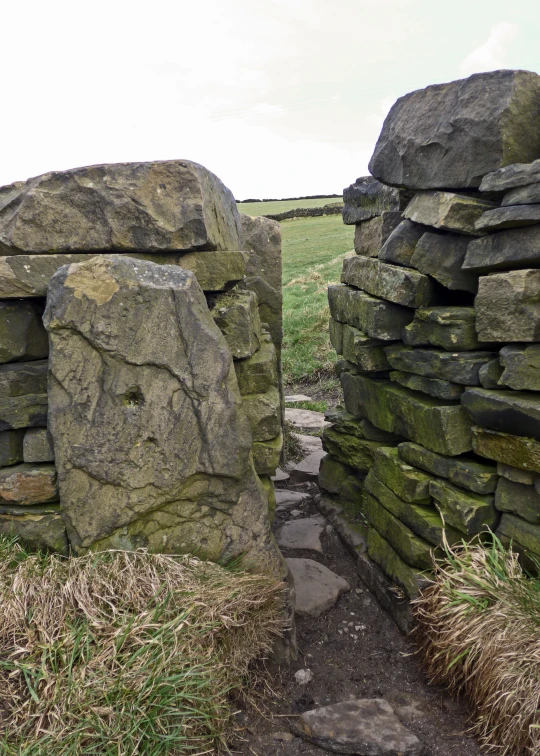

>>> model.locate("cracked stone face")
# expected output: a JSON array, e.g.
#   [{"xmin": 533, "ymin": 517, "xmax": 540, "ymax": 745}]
[{"xmin": 43, "ymin": 255, "xmax": 286, "ymax": 580}]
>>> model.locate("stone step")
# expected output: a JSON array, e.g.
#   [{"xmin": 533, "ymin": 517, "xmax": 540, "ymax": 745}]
[
  {"xmin": 286, "ymin": 557, "xmax": 350, "ymax": 617},
  {"xmin": 277, "ymin": 516, "xmax": 325, "ymax": 552},
  {"xmin": 289, "ymin": 449, "xmax": 326, "ymax": 482}
]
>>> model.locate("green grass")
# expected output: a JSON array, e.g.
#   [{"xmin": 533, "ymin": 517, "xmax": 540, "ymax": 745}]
[
  {"xmin": 238, "ymin": 196, "xmax": 342, "ymax": 217},
  {"xmin": 280, "ymin": 214, "xmax": 354, "ymax": 385}
]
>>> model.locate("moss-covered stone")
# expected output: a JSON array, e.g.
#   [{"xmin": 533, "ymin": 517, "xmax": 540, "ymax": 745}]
[
  {"xmin": 211, "ymin": 289, "xmax": 262, "ymax": 359},
  {"xmin": 324, "ymin": 405, "xmax": 402, "ymax": 443},
  {"xmin": 234, "ymin": 340, "xmax": 278, "ymax": 396},
  {"xmin": 327, "ymin": 284, "xmax": 414, "ymax": 340},
  {"xmin": 429, "ymin": 478, "xmax": 498, "ymax": 535},
  {"xmin": 318, "ymin": 455, "xmax": 364, "ymax": 512},
  {"xmin": 385, "ymin": 344, "xmax": 496, "ymax": 385},
  {"xmin": 329, "ymin": 318, "xmax": 344, "ymax": 354},
  {"xmin": 390, "ymin": 370, "xmax": 463, "ymax": 401},
  {"xmin": 398, "ymin": 442, "xmax": 498, "ymax": 495},
  {"xmin": 371, "ymin": 447, "xmax": 432, "ymax": 503},
  {"xmin": 253, "ymin": 432, "xmax": 283, "ymax": 475},
  {"xmin": 495, "ymin": 477, "xmax": 540, "ymax": 525},
  {"xmin": 472, "ymin": 425, "xmax": 540, "ymax": 473},
  {"xmin": 462, "ymin": 388, "xmax": 540, "ymax": 441},
  {"xmin": 341, "ymin": 256, "xmax": 435, "ymax": 309},
  {"xmin": 0, "ymin": 360, "xmax": 48, "ymax": 430},
  {"xmin": 342, "ymin": 325, "xmax": 390, "ymax": 372},
  {"xmin": 0, "ymin": 504, "xmax": 67, "ymax": 553},
  {"xmin": 322, "ymin": 426, "xmax": 389, "ymax": 474},
  {"xmin": 0, "ymin": 429, "xmax": 25, "ymax": 467},
  {"xmin": 241, "ymin": 387, "xmax": 281, "ymax": 442},
  {"xmin": 363, "ymin": 492, "xmax": 435, "ymax": 569},
  {"xmin": 259, "ymin": 475, "xmax": 276, "ymax": 523},
  {"xmin": 367, "ymin": 527, "xmax": 428, "ymax": 599},
  {"xmin": 0, "ymin": 301, "xmax": 49, "ymax": 364},
  {"xmin": 496, "ymin": 513, "xmax": 540, "ymax": 565},
  {"xmin": 402, "ymin": 307, "xmax": 485, "ymax": 352}
]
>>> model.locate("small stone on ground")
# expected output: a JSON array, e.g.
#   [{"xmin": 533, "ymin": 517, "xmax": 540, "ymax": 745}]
[
  {"xmin": 285, "ymin": 408, "xmax": 330, "ymax": 430},
  {"xmin": 277, "ymin": 517, "xmax": 325, "ymax": 552},
  {"xmin": 295, "ymin": 668, "xmax": 314, "ymax": 685},
  {"xmin": 290, "ymin": 449, "xmax": 326, "ymax": 482},
  {"xmin": 287, "ymin": 557, "xmax": 350, "ymax": 617},
  {"xmin": 294, "ymin": 432, "xmax": 323, "ymax": 456},
  {"xmin": 272, "ymin": 468, "xmax": 290, "ymax": 482}
]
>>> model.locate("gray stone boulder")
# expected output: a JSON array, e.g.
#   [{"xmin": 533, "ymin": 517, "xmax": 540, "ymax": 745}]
[
  {"xmin": 462, "ymin": 388, "xmax": 540, "ymax": 441},
  {"xmin": 475, "ymin": 270, "xmax": 540, "ymax": 342},
  {"xmin": 369, "ymin": 70, "xmax": 540, "ymax": 190},
  {"xmin": 503, "ymin": 182, "xmax": 540, "ymax": 206},
  {"xmin": 342, "ymin": 177, "xmax": 410, "ymax": 224},
  {"xmin": 0, "ymin": 161, "xmax": 242, "ymax": 254},
  {"xmin": 464, "ymin": 225, "xmax": 540, "ymax": 272},
  {"xmin": 402, "ymin": 307, "xmax": 486, "ymax": 352},
  {"xmin": 410, "ymin": 232, "xmax": 478, "ymax": 292},
  {"xmin": 354, "ymin": 212, "xmax": 403, "ymax": 256},
  {"xmin": 500, "ymin": 344, "xmax": 540, "ymax": 390},
  {"xmin": 328, "ymin": 284, "xmax": 414, "ymax": 340},
  {"xmin": 379, "ymin": 220, "xmax": 425, "ymax": 267},
  {"xmin": 480, "ymin": 157, "xmax": 540, "ymax": 192},
  {"xmin": 43, "ymin": 255, "xmax": 285, "ymax": 580},
  {"xmin": 404, "ymin": 192, "xmax": 494, "ymax": 235},
  {"xmin": 385, "ymin": 344, "xmax": 496, "ymax": 385},
  {"xmin": 341, "ymin": 256, "xmax": 435, "ymax": 309},
  {"xmin": 210, "ymin": 289, "xmax": 262, "ymax": 360},
  {"xmin": 475, "ymin": 204, "xmax": 540, "ymax": 232}
]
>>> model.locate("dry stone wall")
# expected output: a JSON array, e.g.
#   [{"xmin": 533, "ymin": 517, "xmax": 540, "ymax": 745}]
[
  {"xmin": 321, "ymin": 69, "xmax": 540, "ymax": 620},
  {"xmin": 0, "ymin": 160, "xmax": 285, "ymax": 581}
]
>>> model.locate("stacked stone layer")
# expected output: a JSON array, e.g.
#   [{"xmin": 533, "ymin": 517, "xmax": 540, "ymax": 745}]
[
  {"xmin": 0, "ymin": 160, "xmax": 284, "ymax": 563},
  {"xmin": 323, "ymin": 70, "xmax": 540, "ymax": 601}
]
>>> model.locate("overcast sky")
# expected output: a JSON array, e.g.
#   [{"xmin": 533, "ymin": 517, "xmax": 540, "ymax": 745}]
[{"xmin": 3, "ymin": 1, "xmax": 540, "ymax": 199}]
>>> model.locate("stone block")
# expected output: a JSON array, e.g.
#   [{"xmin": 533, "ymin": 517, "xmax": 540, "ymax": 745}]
[
  {"xmin": 478, "ymin": 359, "xmax": 504, "ymax": 389},
  {"xmin": 0, "ymin": 361, "xmax": 48, "ymax": 431},
  {"xmin": 503, "ymin": 182, "xmax": 540, "ymax": 206},
  {"xmin": 475, "ymin": 270, "xmax": 540, "ymax": 342},
  {"xmin": 480, "ymin": 158, "xmax": 540, "ymax": 193},
  {"xmin": 365, "ymin": 471, "xmax": 462, "ymax": 547},
  {"xmin": 369, "ymin": 70, "xmax": 540, "ymax": 190},
  {"xmin": 328, "ymin": 284, "xmax": 414, "ymax": 340},
  {"xmin": 341, "ymin": 374, "xmax": 472, "ymax": 455},
  {"xmin": 258, "ymin": 475, "xmax": 276, "ymax": 522},
  {"xmin": 0, "ymin": 160, "xmax": 242, "ymax": 253},
  {"xmin": 341, "ymin": 256, "xmax": 435, "ymax": 309},
  {"xmin": 475, "ymin": 204, "xmax": 540, "ymax": 232},
  {"xmin": 429, "ymin": 478, "xmax": 498, "ymax": 535},
  {"xmin": 410, "ymin": 232, "xmax": 478, "ymax": 292},
  {"xmin": 404, "ymin": 192, "xmax": 494, "ymax": 236},
  {"xmin": 319, "ymin": 455, "xmax": 353, "ymax": 495},
  {"xmin": 367, "ymin": 528, "xmax": 428, "ymax": 599},
  {"xmin": 234, "ymin": 340, "xmax": 278, "ymax": 396},
  {"xmin": 390, "ymin": 370, "xmax": 463, "ymax": 401},
  {"xmin": 499, "ymin": 345, "xmax": 540, "ymax": 391},
  {"xmin": 464, "ymin": 226, "xmax": 540, "ymax": 273},
  {"xmin": 497, "ymin": 513, "xmax": 540, "ymax": 563},
  {"xmin": 343, "ymin": 177, "xmax": 410, "ymax": 224},
  {"xmin": 322, "ymin": 426, "xmax": 389, "ymax": 474},
  {"xmin": 0, "ymin": 301, "xmax": 48, "ymax": 363},
  {"xmin": 495, "ymin": 477, "xmax": 540, "ymax": 524},
  {"xmin": 472, "ymin": 426, "xmax": 540, "ymax": 473},
  {"xmin": 0, "ymin": 504, "xmax": 67, "ymax": 554},
  {"xmin": 371, "ymin": 447, "xmax": 431, "ymax": 504},
  {"xmin": 363, "ymin": 492, "xmax": 435, "ymax": 569},
  {"xmin": 0, "ymin": 463, "xmax": 58, "ymax": 505},
  {"xmin": 23, "ymin": 428, "xmax": 54, "ymax": 464},
  {"xmin": 385, "ymin": 344, "xmax": 496, "ymax": 385},
  {"xmin": 354, "ymin": 212, "xmax": 403, "ymax": 255},
  {"xmin": 325, "ymin": 405, "xmax": 402, "ymax": 442},
  {"xmin": 342, "ymin": 325, "xmax": 390, "ymax": 372},
  {"xmin": 402, "ymin": 307, "xmax": 486, "ymax": 352},
  {"xmin": 0, "ymin": 430, "xmax": 25, "ymax": 467},
  {"xmin": 211, "ymin": 289, "xmax": 262, "ymax": 359},
  {"xmin": 329, "ymin": 318, "xmax": 344, "ymax": 354},
  {"xmin": 242, "ymin": 387, "xmax": 281, "ymax": 442},
  {"xmin": 462, "ymin": 388, "xmax": 540, "ymax": 441},
  {"xmin": 379, "ymin": 219, "xmax": 425, "ymax": 267},
  {"xmin": 253, "ymin": 433, "xmax": 283, "ymax": 476},
  {"xmin": 498, "ymin": 463, "xmax": 537, "ymax": 485}
]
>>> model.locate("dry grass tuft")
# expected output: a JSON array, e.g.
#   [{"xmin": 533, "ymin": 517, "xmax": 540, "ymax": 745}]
[
  {"xmin": 413, "ymin": 536, "xmax": 540, "ymax": 755},
  {"xmin": 0, "ymin": 538, "xmax": 287, "ymax": 755}
]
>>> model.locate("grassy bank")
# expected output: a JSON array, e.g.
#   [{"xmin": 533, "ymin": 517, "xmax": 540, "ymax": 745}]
[{"xmin": 238, "ymin": 197, "xmax": 341, "ymax": 217}]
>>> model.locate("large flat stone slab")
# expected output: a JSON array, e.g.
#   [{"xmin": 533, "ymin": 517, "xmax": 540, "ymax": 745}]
[
  {"xmin": 404, "ymin": 191, "xmax": 494, "ymax": 235},
  {"xmin": 275, "ymin": 489, "xmax": 309, "ymax": 509},
  {"xmin": 342, "ymin": 176, "xmax": 410, "ymax": 224},
  {"xmin": 0, "ymin": 160, "xmax": 242, "ymax": 253},
  {"xmin": 403, "ymin": 307, "xmax": 485, "ymax": 352},
  {"xmin": 322, "ymin": 426, "xmax": 393, "ymax": 474},
  {"xmin": 480, "ymin": 158, "xmax": 540, "ymax": 192},
  {"xmin": 285, "ymin": 408, "xmax": 329, "ymax": 430},
  {"xmin": 289, "ymin": 449, "xmax": 326, "ymax": 482},
  {"xmin": 298, "ymin": 698, "xmax": 424, "ymax": 755},
  {"xmin": 277, "ymin": 517, "xmax": 324, "ymax": 552},
  {"xmin": 503, "ymin": 182, "xmax": 540, "ymax": 206},
  {"xmin": 462, "ymin": 388, "xmax": 540, "ymax": 440},
  {"xmin": 410, "ymin": 232, "xmax": 478, "ymax": 292},
  {"xmin": 341, "ymin": 256, "xmax": 435, "ymax": 309},
  {"xmin": 398, "ymin": 442, "xmax": 497, "ymax": 495},
  {"xmin": 472, "ymin": 426, "xmax": 540, "ymax": 474},
  {"xmin": 385, "ymin": 344, "xmax": 495, "ymax": 385},
  {"xmin": 369, "ymin": 70, "xmax": 540, "ymax": 190},
  {"xmin": 475, "ymin": 270, "xmax": 540, "ymax": 342},
  {"xmin": 286, "ymin": 557, "xmax": 350, "ymax": 617},
  {"xmin": 464, "ymin": 226, "xmax": 540, "ymax": 273},
  {"xmin": 390, "ymin": 370, "xmax": 463, "ymax": 401},
  {"xmin": 371, "ymin": 447, "xmax": 431, "ymax": 504},
  {"xmin": 475, "ymin": 204, "xmax": 540, "ymax": 232},
  {"xmin": 328, "ymin": 284, "xmax": 413, "ymax": 340}
]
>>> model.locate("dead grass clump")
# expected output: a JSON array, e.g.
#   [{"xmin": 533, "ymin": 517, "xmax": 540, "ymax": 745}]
[
  {"xmin": 413, "ymin": 536, "xmax": 540, "ymax": 755},
  {"xmin": 0, "ymin": 538, "xmax": 287, "ymax": 755}
]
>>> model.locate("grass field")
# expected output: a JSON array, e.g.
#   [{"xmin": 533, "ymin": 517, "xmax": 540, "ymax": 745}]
[
  {"xmin": 238, "ymin": 197, "xmax": 342, "ymax": 217},
  {"xmin": 280, "ymin": 214, "xmax": 354, "ymax": 389}
]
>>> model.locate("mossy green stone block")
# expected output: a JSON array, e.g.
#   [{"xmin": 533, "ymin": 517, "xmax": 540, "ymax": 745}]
[
  {"xmin": 253, "ymin": 432, "xmax": 283, "ymax": 475},
  {"xmin": 241, "ymin": 387, "xmax": 281, "ymax": 442},
  {"xmin": 0, "ymin": 429, "xmax": 25, "ymax": 467},
  {"xmin": 0, "ymin": 505, "xmax": 67, "ymax": 554},
  {"xmin": 328, "ymin": 284, "xmax": 414, "ymax": 340},
  {"xmin": 342, "ymin": 324, "xmax": 390, "ymax": 372},
  {"xmin": 318, "ymin": 454, "xmax": 353, "ymax": 495},
  {"xmin": 402, "ymin": 307, "xmax": 484, "ymax": 352},
  {"xmin": 367, "ymin": 528, "xmax": 428, "ymax": 599},
  {"xmin": 325, "ymin": 405, "xmax": 402, "ymax": 443},
  {"xmin": 372, "ymin": 447, "xmax": 432, "ymax": 504},
  {"xmin": 322, "ymin": 426, "xmax": 388, "ymax": 474},
  {"xmin": 259, "ymin": 475, "xmax": 276, "ymax": 523},
  {"xmin": 429, "ymin": 478, "xmax": 498, "ymax": 535},
  {"xmin": 495, "ymin": 477, "xmax": 540, "ymax": 525},
  {"xmin": 390, "ymin": 370, "xmax": 463, "ymax": 401},
  {"xmin": 234, "ymin": 340, "xmax": 278, "ymax": 396},
  {"xmin": 497, "ymin": 513, "xmax": 540, "ymax": 563},
  {"xmin": 472, "ymin": 426, "xmax": 540, "ymax": 473},
  {"xmin": 363, "ymin": 491, "xmax": 435, "ymax": 569},
  {"xmin": 329, "ymin": 318, "xmax": 344, "ymax": 355}
]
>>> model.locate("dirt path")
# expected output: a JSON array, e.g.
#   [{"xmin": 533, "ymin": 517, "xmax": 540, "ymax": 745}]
[{"xmin": 232, "ymin": 480, "xmax": 483, "ymax": 756}]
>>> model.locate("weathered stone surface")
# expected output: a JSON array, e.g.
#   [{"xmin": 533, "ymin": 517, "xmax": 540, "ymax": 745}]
[
  {"xmin": 404, "ymin": 192, "xmax": 494, "ymax": 236},
  {"xmin": 0, "ymin": 430, "xmax": 24, "ymax": 467},
  {"xmin": 277, "ymin": 517, "xmax": 324, "ymax": 552},
  {"xmin": 480, "ymin": 158, "xmax": 540, "ymax": 193},
  {"xmin": 287, "ymin": 557, "xmax": 350, "ymax": 617},
  {"xmin": 498, "ymin": 463, "xmax": 537, "ymax": 485},
  {"xmin": 342, "ymin": 325, "xmax": 390, "ymax": 372},
  {"xmin": 23, "ymin": 428, "xmax": 54, "ymax": 464},
  {"xmin": 0, "ymin": 505, "xmax": 67, "ymax": 553},
  {"xmin": 44, "ymin": 255, "xmax": 284, "ymax": 578},
  {"xmin": 503, "ymin": 182, "xmax": 540, "ymax": 206},
  {"xmin": 369, "ymin": 70, "xmax": 540, "ymax": 190},
  {"xmin": 0, "ymin": 463, "xmax": 57, "ymax": 505},
  {"xmin": 462, "ymin": 388, "xmax": 540, "ymax": 440},
  {"xmin": 371, "ymin": 447, "xmax": 431, "ymax": 503},
  {"xmin": 365, "ymin": 471, "xmax": 462, "ymax": 548},
  {"xmin": 275, "ymin": 489, "xmax": 310, "ymax": 509},
  {"xmin": 328, "ymin": 284, "xmax": 414, "ymax": 340},
  {"xmin": 234, "ymin": 340, "xmax": 278, "ymax": 396},
  {"xmin": 479, "ymin": 359, "xmax": 504, "ymax": 389},
  {"xmin": 385, "ymin": 345, "xmax": 495, "ymax": 385},
  {"xmin": 258, "ymin": 475, "xmax": 276, "ymax": 522},
  {"xmin": 497, "ymin": 513, "xmax": 540, "ymax": 561},
  {"xmin": 318, "ymin": 456, "xmax": 364, "ymax": 507},
  {"xmin": 475, "ymin": 204, "xmax": 540, "ymax": 232},
  {"xmin": 464, "ymin": 226, "xmax": 540, "ymax": 273},
  {"xmin": 367, "ymin": 528, "xmax": 428, "ymax": 599},
  {"xmin": 285, "ymin": 408, "xmax": 329, "ymax": 431},
  {"xmin": 341, "ymin": 256, "xmax": 435, "ymax": 309},
  {"xmin": 354, "ymin": 212, "xmax": 403, "ymax": 256},
  {"xmin": 403, "ymin": 307, "xmax": 485, "ymax": 352},
  {"xmin": 325, "ymin": 405, "xmax": 402, "ymax": 443},
  {"xmin": 0, "ymin": 361, "xmax": 48, "ymax": 431},
  {"xmin": 410, "ymin": 232, "xmax": 478, "ymax": 293},
  {"xmin": 495, "ymin": 477, "xmax": 540, "ymax": 524},
  {"xmin": 241, "ymin": 387, "xmax": 281, "ymax": 442},
  {"xmin": 472, "ymin": 426, "xmax": 540, "ymax": 473},
  {"xmin": 341, "ymin": 373, "xmax": 472, "ymax": 455},
  {"xmin": 398, "ymin": 441, "xmax": 498, "ymax": 495},
  {"xmin": 499, "ymin": 345, "xmax": 540, "ymax": 391},
  {"xmin": 343, "ymin": 177, "xmax": 410, "ymax": 224},
  {"xmin": 0, "ymin": 301, "xmax": 48, "ymax": 364},
  {"xmin": 329, "ymin": 318, "xmax": 344, "ymax": 354},
  {"xmin": 253, "ymin": 433, "xmax": 283, "ymax": 476},
  {"xmin": 295, "ymin": 433, "xmax": 323, "ymax": 456},
  {"xmin": 298, "ymin": 698, "xmax": 424, "ymax": 756},
  {"xmin": 390, "ymin": 370, "xmax": 463, "ymax": 401},
  {"xmin": 475, "ymin": 270, "xmax": 540, "ymax": 342},
  {"xmin": 429, "ymin": 478, "xmax": 498, "ymax": 535},
  {"xmin": 364, "ymin": 492, "xmax": 434, "ymax": 569},
  {"xmin": 0, "ymin": 161, "xmax": 242, "ymax": 253},
  {"xmin": 290, "ymin": 449, "xmax": 326, "ymax": 483},
  {"xmin": 211, "ymin": 289, "xmax": 262, "ymax": 360},
  {"xmin": 322, "ymin": 426, "xmax": 389, "ymax": 474},
  {"xmin": 379, "ymin": 220, "xmax": 425, "ymax": 267}
]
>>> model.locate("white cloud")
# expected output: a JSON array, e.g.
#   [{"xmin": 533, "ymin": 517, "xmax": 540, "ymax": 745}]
[{"xmin": 460, "ymin": 22, "xmax": 519, "ymax": 76}]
